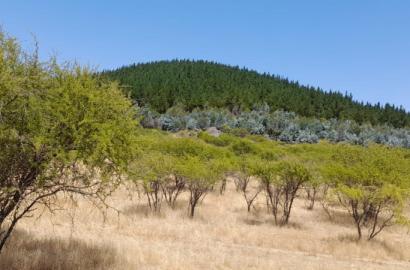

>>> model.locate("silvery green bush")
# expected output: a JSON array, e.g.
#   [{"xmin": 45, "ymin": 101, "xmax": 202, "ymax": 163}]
[{"xmin": 139, "ymin": 105, "xmax": 410, "ymax": 148}]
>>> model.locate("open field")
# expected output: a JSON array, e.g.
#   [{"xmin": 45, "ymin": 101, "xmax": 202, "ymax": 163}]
[{"xmin": 2, "ymin": 179, "xmax": 410, "ymax": 270}]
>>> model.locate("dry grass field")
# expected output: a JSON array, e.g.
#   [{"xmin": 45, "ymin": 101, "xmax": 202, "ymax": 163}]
[{"xmin": 2, "ymin": 179, "xmax": 410, "ymax": 270}]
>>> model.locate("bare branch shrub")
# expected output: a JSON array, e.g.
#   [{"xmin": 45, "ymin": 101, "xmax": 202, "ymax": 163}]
[
  {"xmin": 161, "ymin": 175, "xmax": 185, "ymax": 208},
  {"xmin": 255, "ymin": 161, "xmax": 310, "ymax": 226},
  {"xmin": 187, "ymin": 180, "xmax": 212, "ymax": 218},
  {"xmin": 237, "ymin": 175, "xmax": 262, "ymax": 212},
  {"xmin": 142, "ymin": 179, "xmax": 163, "ymax": 212}
]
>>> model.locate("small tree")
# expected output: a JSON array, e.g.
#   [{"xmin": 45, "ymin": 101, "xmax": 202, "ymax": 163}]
[
  {"xmin": 326, "ymin": 145, "xmax": 410, "ymax": 240},
  {"xmin": 161, "ymin": 156, "xmax": 186, "ymax": 208},
  {"xmin": 156, "ymin": 137, "xmax": 231, "ymax": 217},
  {"xmin": 304, "ymin": 181, "xmax": 319, "ymax": 210},
  {"xmin": 0, "ymin": 31, "xmax": 138, "ymax": 252},
  {"xmin": 131, "ymin": 138, "xmax": 188, "ymax": 211},
  {"xmin": 253, "ymin": 161, "xmax": 310, "ymax": 225},
  {"xmin": 143, "ymin": 177, "xmax": 163, "ymax": 212},
  {"xmin": 236, "ymin": 159, "xmax": 262, "ymax": 212},
  {"xmin": 230, "ymin": 139, "xmax": 258, "ymax": 193},
  {"xmin": 130, "ymin": 153, "xmax": 172, "ymax": 212},
  {"xmin": 302, "ymin": 165, "xmax": 323, "ymax": 210},
  {"xmin": 133, "ymin": 153, "xmax": 168, "ymax": 212},
  {"xmin": 161, "ymin": 174, "xmax": 186, "ymax": 208},
  {"xmin": 177, "ymin": 157, "xmax": 218, "ymax": 217}
]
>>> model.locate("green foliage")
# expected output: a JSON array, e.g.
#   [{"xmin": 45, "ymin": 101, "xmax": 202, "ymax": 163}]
[
  {"xmin": 278, "ymin": 161, "xmax": 311, "ymax": 184},
  {"xmin": 139, "ymin": 106, "xmax": 410, "ymax": 148},
  {"xmin": 251, "ymin": 160, "xmax": 311, "ymax": 225},
  {"xmin": 102, "ymin": 60, "xmax": 410, "ymax": 128},
  {"xmin": 198, "ymin": 132, "xmax": 233, "ymax": 147},
  {"xmin": 326, "ymin": 145, "xmax": 409, "ymax": 188},
  {"xmin": 0, "ymin": 30, "xmax": 139, "ymax": 251},
  {"xmin": 324, "ymin": 145, "xmax": 410, "ymax": 239},
  {"xmin": 230, "ymin": 140, "xmax": 258, "ymax": 156},
  {"xmin": 176, "ymin": 156, "xmax": 218, "ymax": 186},
  {"xmin": 130, "ymin": 130, "xmax": 236, "ymax": 216},
  {"xmin": 223, "ymin": 127, "xmax": 250, "ymax": 138},
  {"xmin": 126, "ymin": 124, "xmax": 410, "ymax": 236}
]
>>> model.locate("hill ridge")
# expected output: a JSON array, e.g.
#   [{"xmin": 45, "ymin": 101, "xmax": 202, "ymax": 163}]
[{"xmin": 102, "ymin": 59, "xmax": 410, "ymax": 128}]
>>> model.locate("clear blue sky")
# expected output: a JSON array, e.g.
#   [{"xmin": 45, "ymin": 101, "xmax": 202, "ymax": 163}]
[{"xmin": 1, "ymin": 0, "xmax": 409, "ymax": 110}]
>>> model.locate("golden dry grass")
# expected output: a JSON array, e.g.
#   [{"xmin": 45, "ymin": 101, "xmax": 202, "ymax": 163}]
[
  {"xmin": 0, "ymin": 230, "xmax": 116, "ymax": 270},
  {"xmin": 5, "ymin": 179, "xmax": 410, "ymax": 270}
]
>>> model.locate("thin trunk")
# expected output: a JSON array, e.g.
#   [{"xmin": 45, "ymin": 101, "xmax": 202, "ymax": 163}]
[
  {"xmin": 0, "ymin": 216, "xmax": 19, "ymax": 252},
  {"xmin": 356, "ymin": 222, "xmax": 362, "ymax": 240},
  {"xmin": 188, "ymin": 188, "xmax": 203, "ymax": 218},
  {"xmin": 219, "ymin": 178, "xmax": 227, "ymax": 195},
  {"xmin": 189, "ymin": 202, "xmax": 196, "ymax": 217}
]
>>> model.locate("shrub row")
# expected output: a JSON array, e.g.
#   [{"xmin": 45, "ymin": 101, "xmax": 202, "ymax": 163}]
[{"xmin": 139, "ymin": 105, "xmax": 410, "ymax": 148}]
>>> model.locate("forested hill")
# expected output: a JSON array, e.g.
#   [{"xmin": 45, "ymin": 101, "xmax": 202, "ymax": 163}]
[{"xmin": 102, "ymin": 60, "xmax": 410, "ymax": 128}]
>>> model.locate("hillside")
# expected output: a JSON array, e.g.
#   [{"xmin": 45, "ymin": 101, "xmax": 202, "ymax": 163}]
[{"xmin": 102, "ymin": 60, "xmax": 410, "ymax": 128}]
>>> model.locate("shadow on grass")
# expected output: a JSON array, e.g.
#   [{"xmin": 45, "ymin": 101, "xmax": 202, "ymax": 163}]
[
  {"xmin": 318, "ymin": 207, "xmax": 354, "ymax": 227},
  {"xmin": 121, "ymin": 199, "xmax": 189, "ymax": 218},
  {"xmin": 0, "ymin": 230, "xmax": 117, "ymax": 270},
  {"xmin": 240, "ymin": 214, "xmax": 305, "ymax": 229},
  {"xmin": 121, "ymin": 203, "xmax": 168, "ymax": 218},
  {"xmin": 321, "ymin": 234, "xmax": 408, "ymax": 261}
]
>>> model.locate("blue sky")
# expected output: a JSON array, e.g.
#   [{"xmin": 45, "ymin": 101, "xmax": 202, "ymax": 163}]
[{"xmin": 1, "ymin": 1, "xmax": 409, "ymax": 110}]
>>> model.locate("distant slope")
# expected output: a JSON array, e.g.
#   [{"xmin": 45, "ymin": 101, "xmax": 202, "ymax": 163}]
[{"xmin": 102, "ymin": 60, "xmax": 410, "ymax": 127}]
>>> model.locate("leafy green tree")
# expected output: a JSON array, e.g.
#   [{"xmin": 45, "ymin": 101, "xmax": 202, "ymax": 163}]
[
  {"xmin": 177, "ymin": 157, "xmax": 217, "ymax": 217},
  {"xmin": 176, "ymin": 139, "xmax": 231, "ymax": 217},
  {"xmin": 253, "ymin": 160, "xmax": 311, "ymax": 225},
  {"xmin": 325, "ymin": 145, "xmax": 410, "ymax": 240},
  {"xmin": 232, "ymin": 157, "xmax": 262, "ymax": 212},
  {"xmin": 0, "ymin": 31, "xmax": 138, "ymax": 251},
  {"xmin": 160, "ymin": 156, "xmax": 186, "ymax": 209},
  {"xmin": 289, "ymin": 144, "xmax": 332, "ymax": 211},
  {"xmin": 132, "ymin": 152, "xmax": 172, "ymax": 212},
  {"xmin": 144, "ymin": 136, "xmax": 232, "ymax": 217},
  {"xmin": 130, "ymin": 134, "xmax": 190, "ymax": 210}
]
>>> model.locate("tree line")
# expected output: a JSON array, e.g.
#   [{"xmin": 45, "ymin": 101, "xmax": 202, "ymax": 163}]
[
  {"xmin": 102, "ymin": 60, "xmax": 410, "ymax": 128},
  {"xmin": 131, "ymin": 129, "xmax": 410, "ymax": 241}
]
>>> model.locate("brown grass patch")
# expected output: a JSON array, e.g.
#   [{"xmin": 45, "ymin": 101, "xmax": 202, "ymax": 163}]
[
  {"xmin": 0, "ymin": 230, "xmax": 117, "ymax": 270},
  {"xmin": 9, "ymin": 179, "xmax": 410, "ymax": 269}
]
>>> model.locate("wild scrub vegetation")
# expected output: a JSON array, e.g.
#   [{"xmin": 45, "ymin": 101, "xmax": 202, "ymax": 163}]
[
  {"xmin": 130, "ymin": 129, "xmax": 410, "ymax": 241},
  {"xmin": 137, "ymin": 105, "xmax": 410, "ymax": 148},
  {"xmin": 1, "ymin": 29, "xmax": 410, "ymax": 269}
]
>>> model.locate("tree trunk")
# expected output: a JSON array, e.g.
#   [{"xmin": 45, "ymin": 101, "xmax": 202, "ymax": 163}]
[
  {"xmin": 189, "ymin": 202, "xmax": 196, "ymax": 218},
  {"xmin": 356, "ymin": 222, "xmax": 362, "ymax": 240}
]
